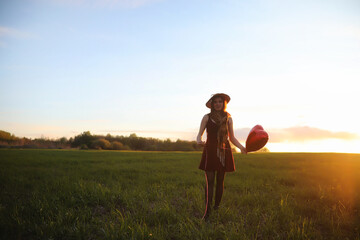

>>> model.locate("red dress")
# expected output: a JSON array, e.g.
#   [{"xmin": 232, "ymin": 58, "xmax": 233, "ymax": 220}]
[{"xmin": 198, "ymin": 114, "xmax": 235, "ymax": 172}]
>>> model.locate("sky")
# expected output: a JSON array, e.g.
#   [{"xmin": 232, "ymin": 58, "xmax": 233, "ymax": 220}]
[{"xmin": 1, "ymin": 0, "xmax": 359, "ymax": 153}]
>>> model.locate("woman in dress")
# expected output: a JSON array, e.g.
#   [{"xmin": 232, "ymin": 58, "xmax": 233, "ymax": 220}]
[{"xmin": 197, "ymin": 93, "xmax": 247, "ymax": 220}]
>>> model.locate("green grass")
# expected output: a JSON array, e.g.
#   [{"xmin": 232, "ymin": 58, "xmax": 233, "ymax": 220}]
[{"xmin": 0, "ymin": 149, "xmax": 359, "ymax": 239}]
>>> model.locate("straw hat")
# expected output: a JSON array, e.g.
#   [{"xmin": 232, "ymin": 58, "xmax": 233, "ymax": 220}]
[{"xmin": 206, "ymin": 93, "xmax": 231, "ymax": 108}]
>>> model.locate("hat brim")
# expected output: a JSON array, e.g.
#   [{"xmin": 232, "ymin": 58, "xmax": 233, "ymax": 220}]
[{"xmin": 206, "ymin": 93, "xmax": 231, "ymax": 108}]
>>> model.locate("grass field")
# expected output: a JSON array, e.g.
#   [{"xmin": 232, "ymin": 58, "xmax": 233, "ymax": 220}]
[{"xmin": 0, "ymin": 149, "xmax": 359, "ymax": 240}]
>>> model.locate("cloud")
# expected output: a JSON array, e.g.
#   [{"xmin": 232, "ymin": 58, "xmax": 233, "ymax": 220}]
[
  {"xmin": 41, "ymin": 0, "xmax": 164, "ymax": 8},
  {"xmin": 0, "ymin": 26, "xmax": 37, "ymax": 39},
  {"xmin": 235, "ymin": 126, "xmax": 359, "ymax": 143},
  {"xmin": 239, "ymin": 22, "xmax": 360, "ymax": 42},
  {"xmin": 323, "ymin": 24, "xmax": 360, "ymax": 41}
]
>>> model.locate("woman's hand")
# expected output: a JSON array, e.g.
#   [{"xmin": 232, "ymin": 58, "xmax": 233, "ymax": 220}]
[
  {"xmin": 197, "ymin": 140, "xmax": 206, "ymax": 146},
  {"xmin": 240, "ymin": 145, "xmax": 247, "ymax": 154}
]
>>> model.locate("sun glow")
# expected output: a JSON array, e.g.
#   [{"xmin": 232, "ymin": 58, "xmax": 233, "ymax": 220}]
[{"xmin": 267, "ymin": 139, "xmax": 360, "ymax": 154}]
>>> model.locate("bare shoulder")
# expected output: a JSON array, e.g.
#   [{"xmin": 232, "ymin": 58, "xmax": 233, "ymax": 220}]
[
  {"xmin": 203, "ymin": 114, "xmax": 209, "ymax": 121},
  {"xmin": 228, "ymin": 116, "xmax": 233, "ymax": 124}
]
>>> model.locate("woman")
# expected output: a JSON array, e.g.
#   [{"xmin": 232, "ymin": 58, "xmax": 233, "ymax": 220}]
[{"xmin": 197, "ymin": 93, "xmax": 247, "ymax": 220}]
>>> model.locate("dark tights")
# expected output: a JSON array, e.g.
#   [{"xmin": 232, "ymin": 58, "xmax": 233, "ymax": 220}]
[{"xmin": 203, "ymin": 170, "xmax": 225, "ymax": 218}]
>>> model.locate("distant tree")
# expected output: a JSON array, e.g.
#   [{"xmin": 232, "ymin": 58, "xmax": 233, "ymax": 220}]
[
  {"xmin": 0, "ymin": 130, "xmax": 18, "ymax": 142},
  {"xmin": 128, "ymin": 134, "xmax": 147, "ymax": 150},
  {"xmin": 192, "ymin": 142, "xmax": 202, "ymax": 151},
  {"xmin": 174, "ymin": 139, "xmax": 194, "ymax": 151},
  {"xmin": 72, "ymin": 131, "xmax": 95, "ymax": 148},
  {"xmin": 59, "ymin": 137, "xmax": 68, "ymax": 145},
  {"xmin": 80, "ymin": 144, "xmax": 89, "ymax": 150},
  {"xmin": 162, "ymin": 138, "xmax": 172, "ymax": 151},
  {"xmin": 91, "ymin": 138, "xmax": 111, "ymax": 150},
  {"xmin": 257, "ymin": 147, "xmax": 270, "ymax": 153},
  {"xmin": 121, "ymin": 144, "xmax": 131, "ymax": 150},
  {"xmin": 145, "ymin": 145, "xmax": 157, "ymax": 151},
  {"xmin": 105, "ymin": 133, "xmax": 113, "ymax": 142},
  {"xmin": 111, "ymin": 141, "xmax": 127, "ymax": 150},
  {"xmin": 0, "ymin": 130, "xmax": 212, "ymax": 151}
]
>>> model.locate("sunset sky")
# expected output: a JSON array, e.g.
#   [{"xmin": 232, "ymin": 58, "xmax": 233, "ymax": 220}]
[{"xmin": 1, "ymin": 0, "xmax": 359, "ymax": 153}]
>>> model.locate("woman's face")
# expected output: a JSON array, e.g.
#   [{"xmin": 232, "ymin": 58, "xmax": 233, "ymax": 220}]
[{"xmin": 213, "ymin": 97, "xmax": 224, "ymax": 111}]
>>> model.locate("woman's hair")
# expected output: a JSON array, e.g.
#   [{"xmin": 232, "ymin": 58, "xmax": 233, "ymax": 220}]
[{"xmin": 210, "ymin": 96, "xmax": 228, "ymax": 113}]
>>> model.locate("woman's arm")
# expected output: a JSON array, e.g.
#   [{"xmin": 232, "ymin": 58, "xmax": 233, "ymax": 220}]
[
  {"xmin": 228, "ymin": 117, "xmax": 247, "ymax": 154},
  {"xmin": 196, "ymin": 114, "xmax": 209, "ymax": 146}
]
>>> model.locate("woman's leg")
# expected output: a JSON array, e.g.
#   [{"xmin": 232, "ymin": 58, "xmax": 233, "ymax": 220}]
[
  {"xmin": 214, "ymin": 169, "xmax": 226, "ymax": 209},
  {"xmin": 203, "ymin": 171, "xmax": 215, "ymax": 219}
]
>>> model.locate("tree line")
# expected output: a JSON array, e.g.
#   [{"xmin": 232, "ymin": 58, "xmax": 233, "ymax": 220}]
[{"xmin": 0, "ymin": 130, "xmax": 203, "ymax": 151}]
